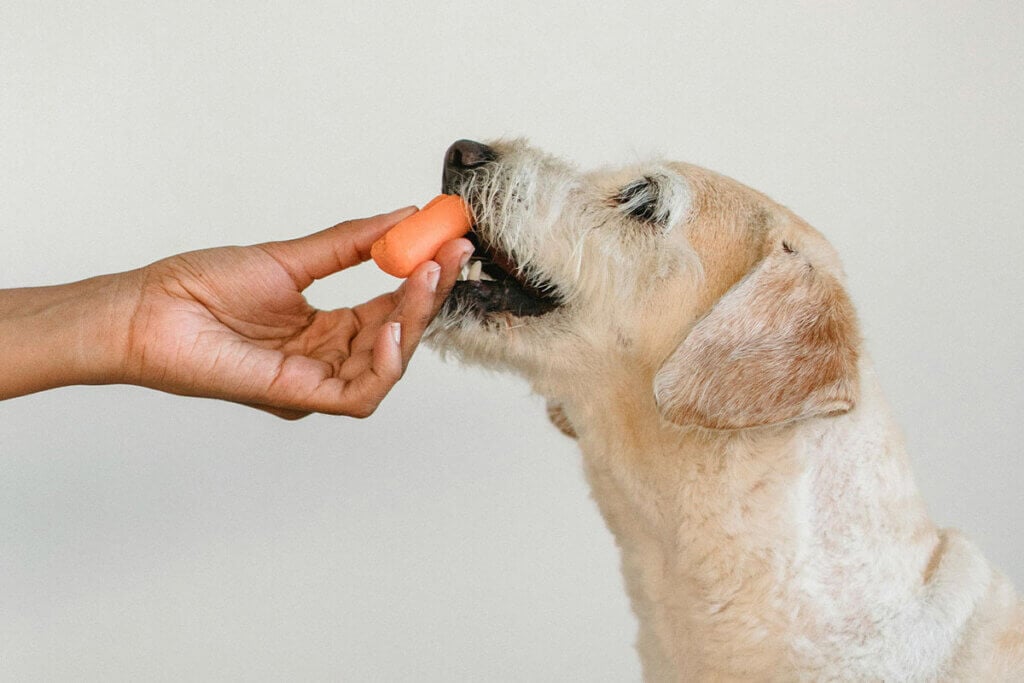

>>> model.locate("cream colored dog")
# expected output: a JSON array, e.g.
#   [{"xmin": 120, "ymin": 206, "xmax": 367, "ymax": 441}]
[{"xmin": 427, "ymin": 139, "xmax": 1024, "ymax": 681}]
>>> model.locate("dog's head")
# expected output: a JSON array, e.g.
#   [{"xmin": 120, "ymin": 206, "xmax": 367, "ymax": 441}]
[{"xmin": 429, "ymin": 139, "xmax": 860, "ymax": 431}]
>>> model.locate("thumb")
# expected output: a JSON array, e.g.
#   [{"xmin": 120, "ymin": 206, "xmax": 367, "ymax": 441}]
[{"xmin": 258, "ymin": 206, "xmax": 417, "ymax": 290}]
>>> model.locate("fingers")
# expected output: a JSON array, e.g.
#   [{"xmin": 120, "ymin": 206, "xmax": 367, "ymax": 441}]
[
  {"xmin": 390, "ymin": 238, "xmax": 472, "ymax": 364},
  {"xmin": 237, "ymin": 236, "xmax": 473, "ymax": 419},
  {"xmin": 301, "ymin": 239, "xmax": 471, "ymax": 418},
  {"xmin": 311, "ymin": 321, "xmax": 404, "ymax": 418},
  {"xmin": 258, "ymin": 206, "xmax": 418, "ymax": 290},
  {"xmin": 355, "ymin": 321, "xmax": 405, "ymax": 416},
  {"xmin": 313, "ymin": 264, "xmax": 436, "ymax": 416},
  {"xmin": 431, "ymin": 237, "xmax": 474, "ymax": 310},
  {"xmin": 342, "ymin": 236, "xmax": 472, "ymax": 361},
  {"xmin": 394, "ymin": 261, "xmax": 442, "ymax": 359}
]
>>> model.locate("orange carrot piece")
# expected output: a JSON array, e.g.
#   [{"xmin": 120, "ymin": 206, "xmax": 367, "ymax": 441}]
[{"xmin": 371, "ymin": 195, "xmax": 473, "ymax": 278}]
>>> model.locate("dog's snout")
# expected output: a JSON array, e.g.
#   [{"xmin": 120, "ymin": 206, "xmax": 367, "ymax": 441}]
[
  {"xmin": 446, "ymin": 139, "xmax": 496, "ymax": 170},
  {"xmin": 443, "ymin": 139, "xmax": 496, "ymax": 193}
]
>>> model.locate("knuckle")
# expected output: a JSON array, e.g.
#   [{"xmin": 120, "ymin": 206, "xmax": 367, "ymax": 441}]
[{"xmin": 349, "ymin": 402, "xmax": 378, "ymax": 419}]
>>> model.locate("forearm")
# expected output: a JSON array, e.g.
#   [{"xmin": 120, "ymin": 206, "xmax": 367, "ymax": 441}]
[{"xmin": 0, "ymin": 273, "xmax": 138, "ymax": 400}]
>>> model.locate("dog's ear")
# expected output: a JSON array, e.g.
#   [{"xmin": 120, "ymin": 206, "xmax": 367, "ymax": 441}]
[{"xmin": 654, "ymin": 246, "xmax": 860, "ymax": 430}]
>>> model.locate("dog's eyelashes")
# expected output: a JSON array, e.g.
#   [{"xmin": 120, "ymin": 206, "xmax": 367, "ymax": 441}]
[{"xmin": 614, "ymin": 177, "xmax": 663, "ymax": 224}]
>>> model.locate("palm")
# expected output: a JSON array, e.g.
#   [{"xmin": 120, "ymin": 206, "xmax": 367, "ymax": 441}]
[{"xmin": 120, "ymin": 212, "xmax": 468, "ymax": 417}]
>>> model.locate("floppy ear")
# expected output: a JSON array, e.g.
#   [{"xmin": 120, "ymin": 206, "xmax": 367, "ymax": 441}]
[{"xmin": 654, "ymin": 248, "xmax": 860, "ymax": 430}]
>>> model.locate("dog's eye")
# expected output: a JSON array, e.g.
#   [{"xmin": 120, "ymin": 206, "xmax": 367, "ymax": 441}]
[{"xmin": 614, "ymin": 177, "xmax": 662, "ymax": 223}]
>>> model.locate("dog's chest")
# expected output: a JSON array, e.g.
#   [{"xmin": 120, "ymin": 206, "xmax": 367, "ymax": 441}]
[{"xmin": 575, "ymin": 422, "xmax": 814, "ymax": 660}]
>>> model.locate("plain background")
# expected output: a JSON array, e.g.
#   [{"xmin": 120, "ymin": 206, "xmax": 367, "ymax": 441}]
[{"xmin": 2, "ymin": 2, "xmax": 1022, "ymax": 680}]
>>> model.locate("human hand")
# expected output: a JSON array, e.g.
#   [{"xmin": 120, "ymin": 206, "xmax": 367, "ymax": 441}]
[{"xmin": 116, "ymin": 208, "xmax": 471, "ymax": 418}]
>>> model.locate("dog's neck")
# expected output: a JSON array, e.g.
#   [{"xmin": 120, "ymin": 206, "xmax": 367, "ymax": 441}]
[{"xmin": 550, "ymin": 359, "xmax": 1004, "ymax": 680}]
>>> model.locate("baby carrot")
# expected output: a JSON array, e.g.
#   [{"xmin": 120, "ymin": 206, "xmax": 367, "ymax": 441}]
[{"xmin": 371, "ymin": 195, "xmax": 473, "ymax": 278}]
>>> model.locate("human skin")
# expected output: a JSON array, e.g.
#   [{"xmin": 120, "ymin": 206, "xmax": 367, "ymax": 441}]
[{"xmin": 0, "ymin": 207, "xmax": 473, "ymax": 419}]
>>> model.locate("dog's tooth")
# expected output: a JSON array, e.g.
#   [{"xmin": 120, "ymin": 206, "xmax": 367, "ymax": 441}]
[
  {"xmin": 468, "ymin": 260, "xmax": 482, "ymax": 281},
  {"xmin": 479, "ymin": 271, "xmax": 495, "ymax": 281},
  {"xmin": 458, "ymin": 264, "xmax": 469, "ymax": 281}
]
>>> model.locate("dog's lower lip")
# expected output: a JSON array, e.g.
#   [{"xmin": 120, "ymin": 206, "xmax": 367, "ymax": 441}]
[
  {"xmin": 446, "ymin": 222, "xmax": 560, "ymax": 318},
  {"xmin": 449, "ymin": 279, "xmax": 559, "ymax": 317}
]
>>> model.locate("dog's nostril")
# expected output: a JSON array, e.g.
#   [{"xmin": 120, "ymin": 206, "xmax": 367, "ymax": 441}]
[{"xmin": 446, "ymin": 139, "xmax": 496, "ymax": 169}]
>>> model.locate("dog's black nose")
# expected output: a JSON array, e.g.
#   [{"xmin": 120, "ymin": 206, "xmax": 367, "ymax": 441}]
[
  {"xmin": 445, "ymin": 139, "xmax": 496, "ymax": 170},
  {"xmin": 443, "ymin": 139, "xmax": 496, "ymax": 193}
]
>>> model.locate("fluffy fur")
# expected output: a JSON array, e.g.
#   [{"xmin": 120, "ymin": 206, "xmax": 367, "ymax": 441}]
[{"xmin": 428, "ymin": 139, "xmax": 1024, "ymax": 681}]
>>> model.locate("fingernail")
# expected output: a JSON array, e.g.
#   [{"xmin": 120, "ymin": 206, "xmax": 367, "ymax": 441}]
[
  {"xmin": 426, "ymin": 263, "xmax": 441, "ymax": 291},
  {"xmin": 459, "ymin": 248, "xmax": 473, "ymax": 269},
  {"xmin": 390, "ymin": 322, "xmax": 401, "ymax": 345}
]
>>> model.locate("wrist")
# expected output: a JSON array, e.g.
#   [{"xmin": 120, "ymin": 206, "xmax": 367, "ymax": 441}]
[
  {"xmin": 0, "ymin": 271, "xmax": 141, "ymax": 399},
  {"xmin": 69, "ymin": 271, "xmax": 143, "ymax": 387}
]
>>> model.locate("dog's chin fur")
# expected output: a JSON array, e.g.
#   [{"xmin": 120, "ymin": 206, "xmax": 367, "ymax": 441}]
[{"xmin": 427, "ymin": 139, "xmax": 1024, "ymax": 681}]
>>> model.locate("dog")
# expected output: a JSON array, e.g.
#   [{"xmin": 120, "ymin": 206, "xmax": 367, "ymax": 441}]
[{"xmin": 426, "ymin": 139, "xmax": 1024, "ymax": 681}]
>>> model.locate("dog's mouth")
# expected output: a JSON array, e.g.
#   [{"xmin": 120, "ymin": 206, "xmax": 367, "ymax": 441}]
[
  {"xmin": 440, "ymin": 139, "xmax": 562, "ymax": 319},
  {"xmin": 446, "ymin": 226, "xmax": 561, "ymax": 318}
]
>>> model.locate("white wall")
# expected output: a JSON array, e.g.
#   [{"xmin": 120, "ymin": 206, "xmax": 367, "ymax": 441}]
[{"xmin": 2, "ymin": 2, "xmax": 1022, "ymax": 680}]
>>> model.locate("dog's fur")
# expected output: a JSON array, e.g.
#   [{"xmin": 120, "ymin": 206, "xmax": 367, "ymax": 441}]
[{"xmin": 428, "ymin": 139, "xmax": 1024, "ymax": 681}]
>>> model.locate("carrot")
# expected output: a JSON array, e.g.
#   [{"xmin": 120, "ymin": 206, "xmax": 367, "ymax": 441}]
[{"xmin": 371, "ymin": 194, "xmax": 473, "ymax": 278}]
